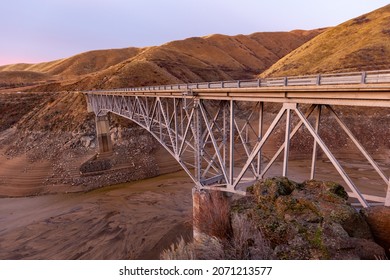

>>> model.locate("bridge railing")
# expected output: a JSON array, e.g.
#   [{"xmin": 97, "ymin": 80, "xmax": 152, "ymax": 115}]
[{"xmin": 87, "ymin": 69, "xmax": 390, "ymax": 93}]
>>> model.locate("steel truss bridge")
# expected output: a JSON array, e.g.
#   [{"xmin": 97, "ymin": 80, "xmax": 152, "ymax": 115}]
[{"xmin": 85, "ymin": 70, "xmax": 390, "ymax": 208}]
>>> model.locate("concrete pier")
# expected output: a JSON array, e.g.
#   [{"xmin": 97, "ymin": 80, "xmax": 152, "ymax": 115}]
[
  {"xmin": 192, "ymin": 187, "xmax": 207, "ymax": 241},
  {"xmin": 95, "ymin": 115, "xmax": 113, "ymax": 154}
]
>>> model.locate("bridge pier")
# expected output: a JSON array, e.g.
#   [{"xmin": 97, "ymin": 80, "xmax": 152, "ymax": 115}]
[
  {"xmin": 95, "ymin": 114, "xmax": 113, "ymax": 154},
  {"xmin": 192, "ymin": 187, "xmax": 206, "ymax": 241}
]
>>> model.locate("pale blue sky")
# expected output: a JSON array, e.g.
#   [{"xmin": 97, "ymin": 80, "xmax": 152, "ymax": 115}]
[{"xmin": 0, "ymin": 0, "xmax": 388, "ymax": 65}]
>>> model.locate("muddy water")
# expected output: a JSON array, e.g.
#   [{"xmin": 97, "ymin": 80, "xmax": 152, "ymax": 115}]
[{"xmin": 0, "ymin": 154, "xmax": 388, "ymax": 260}]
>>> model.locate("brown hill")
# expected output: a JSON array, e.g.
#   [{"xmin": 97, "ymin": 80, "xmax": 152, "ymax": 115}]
[
  {"xmin": 0, "ymin": 71, "xmax": 50, "ymax": 88},
  {"xmin": 261, "ymin": 5, "xmax": 390, "ymax": 77},
  {"xmin": 0, "ymin": 30, "xmax": 323, "ymax": 91},
  {"xmin": 0, "ymin": 48, "xmax": 142, "ymax": 78}
]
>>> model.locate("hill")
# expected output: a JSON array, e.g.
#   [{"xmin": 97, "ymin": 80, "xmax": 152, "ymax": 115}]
[
  {"xmin": 0, "ymin": 48, "xmax": 142, "ymax": 78},
  {"xmin": 0, "ymin": 71, "xmax": 50, "ymax": 89},
  {"xmin": 261, "ymin": 5, "xmax": 390, "ymax": 77},
  {"xmin": 0, "ymin": 30, "xmax": 323, "ymax": 91}
]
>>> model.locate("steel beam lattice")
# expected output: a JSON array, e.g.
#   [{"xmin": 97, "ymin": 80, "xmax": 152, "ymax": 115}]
[{"xmin": 85, "ymin": 70, "xmax": 390, "ymax": 208}]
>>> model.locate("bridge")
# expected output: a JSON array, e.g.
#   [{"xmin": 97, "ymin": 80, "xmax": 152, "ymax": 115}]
[{"xmin": 84, "ymin": 70, "xmax": 390, "ymax": 208}]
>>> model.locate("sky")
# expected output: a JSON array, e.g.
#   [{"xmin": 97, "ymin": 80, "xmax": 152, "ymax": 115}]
[{"xmin": 0, "ymin": 0, "xmax": 389, "ymax": 65}]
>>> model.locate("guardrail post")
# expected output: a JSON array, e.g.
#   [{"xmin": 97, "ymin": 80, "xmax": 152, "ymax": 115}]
[
  {"xmin": 361, "ymin": 71, "xmax": 367, "ymax": 84},
  {"xmin": 284, "ymin": 77, "xmax": 288, "ymax": 86},
  {"xmin": 221, "ymin": 81, "xmax": 224, "ymax": 88},
  {"xmin": 257, "ymin": 79, "xmax": 261, "ymax": 87},
  {"xmin": 316, "ymin": 74, "xmax": 321, "ymax": 85},
  {"xmin": 237, "ymin": 81, "xmax": 241, "ymax": 88}
]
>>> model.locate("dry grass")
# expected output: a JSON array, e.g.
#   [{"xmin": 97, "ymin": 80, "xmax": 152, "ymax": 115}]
[
  {"xmin": 193, "ymin": 191, "xmax": 232, "ymax": 240},
  {"xmin": 160, "ymin": 214, "xmax": 273, "ymax": 260},
  {"xmin": 160, "ymin": 236, "xmax": 224, "ymax": 260},
  {"xmin": 225, "ymin": 213, "xmax": 272, "ymax": 260},
  {"xmin": 261, "ymin": 4, "xmax": 390, "ymax": 77},
  {"xmin": 162, "ymin": 192, "xmax": 273, "ymax": 260}
]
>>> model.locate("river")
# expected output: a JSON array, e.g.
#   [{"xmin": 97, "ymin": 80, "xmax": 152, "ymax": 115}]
[{"xmin": 0, "ymin": 154, "xmax": 388, "ymax": 259}]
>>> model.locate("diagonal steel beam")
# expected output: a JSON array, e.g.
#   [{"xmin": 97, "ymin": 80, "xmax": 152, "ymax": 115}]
[
  {"xmin": 326, "ymin": 105, "xmax": 389, "ymax": 184},
  {"xmin": 232, "ymin": 104, "xmax": 287, "ymax": 189},
  {"xmin": 199, "ymin": 102, "xmax": 229, "ymax": 183},
  {"xmin": 294, "ymin": 106, "xmax": 369, "ymax": 208},
  {"xmin": 310, "ymin": 105, "xmax": 322, "ymax": 179},
  {"xmin": 283, "ymin": 107, "xmax": 292, "ymax": 177},
  {"xmin": 260, "ymin": 104, "xmax": 316, "ymax": 178},
  {"xmin": 234, "ymin": 119, "xmax": 257, "ymax": 175}
]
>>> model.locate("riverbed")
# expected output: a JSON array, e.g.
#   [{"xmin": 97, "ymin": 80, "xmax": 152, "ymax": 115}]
[
  {"xmin": 0, "ymin": 151, "xmax": 388, "ymax": 259},
  {"xmin": 0, "ymin": 171, "xmax": 194, "ymax": 260}
]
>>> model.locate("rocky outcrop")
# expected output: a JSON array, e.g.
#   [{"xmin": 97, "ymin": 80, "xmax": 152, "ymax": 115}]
[{"xmin": 232, "ymin": 177, "xmax": 385, "ymax": 259}]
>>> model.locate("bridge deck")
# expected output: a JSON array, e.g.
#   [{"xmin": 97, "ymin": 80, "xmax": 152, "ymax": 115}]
[{"xmin": 87, "ymin": 84, "xmax": 390, "ymax": 107}]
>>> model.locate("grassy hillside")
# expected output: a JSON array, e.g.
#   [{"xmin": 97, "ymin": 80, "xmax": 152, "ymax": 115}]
[
  {"xmin": 0, "ymin": 71, "xmax": 50, "ymax": 88},
  {"xmin": 0, "ymin": 30, "xmax": 323, "ymax": 91},
  {"xmin": 261, "ymin": 5, "xmax": 390, "ymax": 77}
]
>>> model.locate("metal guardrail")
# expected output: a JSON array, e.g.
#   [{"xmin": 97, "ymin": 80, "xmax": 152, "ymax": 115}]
[{"xmin": 86, "ymin": 69, "xmax": 390, "ymax": 93}]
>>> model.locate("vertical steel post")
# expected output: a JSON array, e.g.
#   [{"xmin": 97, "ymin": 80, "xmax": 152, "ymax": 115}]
[
  {"xmin": 310, "ymin": 105, "xmax": 322, "ymax": 180},
  {"xmin": 229, "ymin": 100, "xmax": 235, "ymax": 185},
  {"xmin": 157, "ymin": 99, "xmax": 163, "ymax": 141},
  {"xmin": 223, "ymin": 102, "xmax": 227, "ymax": 167},
  {"xmin": 174, "ymin": 98, "xmax": 179, "ymax": 155},
  {"xmin": 194, "ymin": 99, "xmax": 202, "ymax": 184},
  {"xmin": 256, "ymin": 102, "xmax": 264, "ymax": 178}
]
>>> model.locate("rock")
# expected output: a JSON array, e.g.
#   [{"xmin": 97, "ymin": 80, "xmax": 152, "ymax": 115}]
[
  {"xmin": 350, "ymin": 238, "xmax": 387, "ymax": 260},
  {"xmin": 363, "ymin": 206, "xmax": 390, "ymax": 257},
  {"xmin": 232, "ymin": 177, "xmax": 386, "ymax": 259},
  {"xmin": 80, "ymin": 135, "xmax": 95, "ymax": 148}
]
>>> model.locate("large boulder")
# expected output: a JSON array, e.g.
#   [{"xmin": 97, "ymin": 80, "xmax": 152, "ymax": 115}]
[
  {"xmin": 363, "ymin": 206, "xmax": 390, "ymax": 257},
  {"xmin": 233, "ymin": 177, "xmax": 385, "ymax": 259}
]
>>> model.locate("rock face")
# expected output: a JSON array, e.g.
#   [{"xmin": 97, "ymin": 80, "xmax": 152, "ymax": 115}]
[
  {"xmin": 232, "ymin": 177, "xmax": 385, "ymax": 259},
  {"xmin": 363, "ymin": 206, "xmax": 390, "ymax": 257}
]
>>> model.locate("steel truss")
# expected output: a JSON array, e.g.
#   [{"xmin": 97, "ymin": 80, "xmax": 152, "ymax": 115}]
[{"xmin": 87, "ymin": 93, "xmax": 390, "ymax": 208}]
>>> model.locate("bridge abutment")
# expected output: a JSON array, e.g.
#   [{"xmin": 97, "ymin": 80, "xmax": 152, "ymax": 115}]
[{"xmin": 95, "ymin": 115, "xmax": 113, "ymax": 154}]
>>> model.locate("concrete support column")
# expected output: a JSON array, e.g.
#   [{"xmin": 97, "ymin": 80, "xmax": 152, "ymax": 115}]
[
  {"xmin": 96, "ymin": 114, "xmax": 113, "ymax": 154},
  {"xmin": 85, "ymin": 95, "xmax": 93, "ymax": 113},
  {"xmin": 192, "ymin": 187, "xmax": 207, "ymax": 242},
  {"xmin": 385, "ymin": 179, "xmax": 390, "ymax": 207}
]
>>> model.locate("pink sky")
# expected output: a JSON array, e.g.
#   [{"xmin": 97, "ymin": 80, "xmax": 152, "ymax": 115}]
[{"xmin": 1, "ymin": 0, "xmax": 389, "ymax": 66}]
